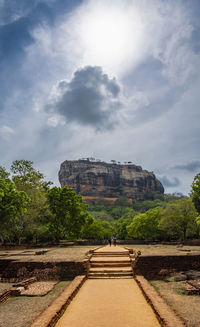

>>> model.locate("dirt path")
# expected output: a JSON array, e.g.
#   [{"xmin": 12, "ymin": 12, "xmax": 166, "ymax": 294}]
[
  {"xmin": 55, "ymin": 279, "xmax": 160, "ymax": 327},
  {"xmin": 55, "ymin": 246, "xmax": 161, "ymax": 327},
  {"xmin": 95, "ymin": 245, "xmax": 129, "ymax": 252}
]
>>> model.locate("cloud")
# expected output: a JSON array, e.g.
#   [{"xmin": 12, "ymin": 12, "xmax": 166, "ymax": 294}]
[
  {"xmin": 0, "ymin": 0, "xmax": 200, "ymax": 196},
  {"xmin": 0, "ymin": 125, "xmax": 14, "ymax": 140},
  {"xmin": 160, "ymin": 176, "xmax": 181, "ymax": 188},
  {"xmin": 173, "ymin": 161, "xmax": 200, "ymax": 172},
  {"xmin": 46, "ymin": 66, "xmax": 122, "ymax": 129}
]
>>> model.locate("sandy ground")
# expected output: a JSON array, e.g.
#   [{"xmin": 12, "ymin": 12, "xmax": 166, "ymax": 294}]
[
  {"xmin": 95, "ymin": 245, "xmax": 129, "ymax": 252},
  {"xmin": 55, "ymin": 279, "xmax": 161, "ymax": 327},
  {"xmin": 126, "ymin": 244, "xmax": 200, "ymax": 256},
  {"xmin": 1, "ymin": 244, "xmax": 200, "ymax": 261},
  {"xmin": 0, "ymin": 281, "xmax": 70, "ymax": 327},
  {"xmin": 151, "ymin": 280, "xmax": 200, "ymax": 327},
  {"xmin": 0, "ymin": 246, "xmax": 94, "ymax": 262}
]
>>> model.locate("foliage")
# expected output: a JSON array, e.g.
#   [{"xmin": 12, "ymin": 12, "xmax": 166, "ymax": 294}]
[
  {"xmin": 127, "ymin": 208, "xmax": 163, "ymax": 240},
  {"xmin": 114, "ymin": 217, "xmax": 132, "ymax": 239},
  {"xmin": 10, "ymin": 160, "xmax": 51, "ymax": 243},
  {"xmin": 114, "ymin": 196, "xmax": 132, "ymax": 207},
  {"xmin": 47, "ymin": 186, "xmax": 91, "ymax": 240},
  {"xmin": 89, "ymin": 211, "xmax": 114, "ymax": 224},
  {"xmin": 159, "ymin": 198, "xmax": 198, "ymax": 240},
  {"xmin": 11, "ymin": 160, "xmax": 44, "ymax": 189},
  {"xmin": 1, "ymin": 159, "xmax": 200, "ymax": 244},
  {"xmin": 81, "ymin": 218, "xmax": 113, "ymax": 239},
  {"xmin": 190, "ymin": 173, "xmax": 200, "ymax": 214},
  {"xmin": 0, "ymin": 171, "xmax": 30, "ymax": 243}
]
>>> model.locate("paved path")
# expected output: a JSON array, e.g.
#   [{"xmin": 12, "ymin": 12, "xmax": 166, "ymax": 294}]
[
  {"xmin": 95, "ymin": 245, "xmax": 129, "ymax": 252},
  {"xmin": 55, "ymin": 279, "xmax": 160, "ymax": 327},
  {"xmin": 55, "ymin": 246, "xmax": 161, "ymax": 327}
]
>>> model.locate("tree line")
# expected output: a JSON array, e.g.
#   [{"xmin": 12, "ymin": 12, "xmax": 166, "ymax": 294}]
[{"xmin": 0, "ymin": 160, "xmax": 200, "ymax": 244}]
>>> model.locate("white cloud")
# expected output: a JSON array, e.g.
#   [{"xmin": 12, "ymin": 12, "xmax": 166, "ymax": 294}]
[
  {"xmin": 0, "ymin": 125, "xmax": 14, "ymax": 140},
  {"xmin": 0, "ymin": 0, "xmax": 199, "ymax": 196}
]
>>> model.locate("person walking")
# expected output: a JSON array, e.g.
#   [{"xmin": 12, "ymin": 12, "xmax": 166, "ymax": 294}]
[
  {"xmin": 113, "ymin": 237, "xmax": 117, "ymax": 246},
  {"xmin": 108, "ymin": 238, "xmax": 112, "ymax": 246}
]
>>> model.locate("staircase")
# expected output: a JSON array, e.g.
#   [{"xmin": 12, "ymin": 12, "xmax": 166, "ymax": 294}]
[{"xmin": 88, "ymin": 248, "xmax": 133, "ymax": 279}]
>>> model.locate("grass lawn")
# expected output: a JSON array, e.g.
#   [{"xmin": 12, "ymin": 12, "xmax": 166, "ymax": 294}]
[
  {"xmin": 150, "ymin": 279, "xmax": 200, "ymax": 327},
  {"xmin": 0, "ymin": 246, "xmax": 96, "ymax": 262},
  {"xmin": 0, "ymin": 281, "xmax": 70, "ymax": 327},
  {"xmin": 1, "ymin": 244, "xmax": 200, "ymax": 262},
  {"xmin": 126, "ymin": 244, "xmax": 200, "ymax": 256}
]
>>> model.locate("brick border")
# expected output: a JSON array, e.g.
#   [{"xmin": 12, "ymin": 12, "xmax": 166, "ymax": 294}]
[
  {"xmin": 135, "ymin": 275, "xmax": 186, "ymax": 327},
  {"xmin": 30, "ymin": 275, "xmax": 86, "ymax": 327},
  {"xmin": 124, "ymin": 246, "xmax": 134, "ymax": 254},
  {"xmin": 88, "ymin": 245, "xmax": 104, "ymax": 253},
  {"xmin": 0, "ymin": 288, "xmax": 20, "ymax": 304}
]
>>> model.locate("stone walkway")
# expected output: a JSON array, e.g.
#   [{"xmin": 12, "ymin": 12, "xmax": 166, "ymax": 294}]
[{"xmin": 55, "ymin": 246, "xmax": 161, "ymax": 327}]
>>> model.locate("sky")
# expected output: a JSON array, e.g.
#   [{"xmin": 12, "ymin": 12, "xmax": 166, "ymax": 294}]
[{"xmin": 0, "ymin": 0, "xmax": 200, "ymax": 195}]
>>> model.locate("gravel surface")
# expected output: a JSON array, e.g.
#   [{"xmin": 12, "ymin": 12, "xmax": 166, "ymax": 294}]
[
  {"xmin": 0, "ymin": 246, "xmax": 94, "ymax": 262},
  {"xmin": 21, "ymin": 281, "xmax": 57, "ymax": 296},
  {"xmin": 0, "ymin": 281, "xmax": 70, "ymax": 327},
  {"xmin": 0, "ymin": 283, "xmax": 13, "ymax": 292}
]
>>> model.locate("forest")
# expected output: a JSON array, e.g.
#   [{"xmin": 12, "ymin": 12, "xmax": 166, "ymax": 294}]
[{"xmin": 0, "ymin": 160, "xmax": 200, "ymax": 245}]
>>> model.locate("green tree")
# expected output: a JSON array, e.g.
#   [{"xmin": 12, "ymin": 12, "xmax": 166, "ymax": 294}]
[
  {"xmin": 11, "ymin": 160, "xmax": 44, "ymax": 189},
  {"xmin": 159, "ymin": 198, "xmax": 197, "ymax": 241},
  {"xmin": 10, "ymin": 160, "xmax": 51, "ymax": 243},
  {"xmin": 127, "ymin": 207, "xmax": 163, "ymax": 240},
  {"xmin": 114, "ymin": 217, "xmax": 132, "ymax": 239},
  {"xmin": 90, "ymin": 211, "xmax": 113, "ymax": 224},
  {"xmin": 0, "ymin": 171, "xmax": 30, "ymax": 244},
  {"xmin": 47, "ymin": 186, "xmax": 90, "ymax": 240},
  {"xmin": 81, "ymin": 218, "xmax": 113, "ymax": 239},
  {"xmin": 190, "ymin": 173, "xmax": 200, "ymax": 214}
]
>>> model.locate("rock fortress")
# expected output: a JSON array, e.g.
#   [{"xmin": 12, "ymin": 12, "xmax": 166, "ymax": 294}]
[{"xmin": 58, "ymin": 159, "xmax": 164, "ymax": 203}]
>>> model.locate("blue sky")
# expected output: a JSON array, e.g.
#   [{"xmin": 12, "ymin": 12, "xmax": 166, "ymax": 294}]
[{"xmin": 0, "ymin": 0, "xmax": 200, "ymax": 195}]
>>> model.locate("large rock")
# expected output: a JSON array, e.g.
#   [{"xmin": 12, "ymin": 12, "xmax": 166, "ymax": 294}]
[{"xmin": 58, "ymin": 159, "xmax": 164, "ymax": 201}]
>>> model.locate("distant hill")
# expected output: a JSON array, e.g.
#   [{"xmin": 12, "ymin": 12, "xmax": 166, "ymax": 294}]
[{"xmin": 58, "ymin": 159, "xmax": 164, "ymax": 202}]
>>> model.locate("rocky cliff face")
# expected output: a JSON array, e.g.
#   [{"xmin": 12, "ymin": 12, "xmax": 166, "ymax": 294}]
[{"xmin": 59, "ymin": 160, "xmax": 164, "ymax": 202}]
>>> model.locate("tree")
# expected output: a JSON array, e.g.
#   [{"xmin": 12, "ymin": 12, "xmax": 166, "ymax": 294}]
[
  {"xmin": 190, "ymin": 173, "xmax": 200, "ymax": 214},
  {"xmin": 159, "ymin": 198, "xmax": 197, "ymax": 241},
  {"xmin": 10, "ymin": 160, "xmax": 50, "ymax": 243},
  {"xmin": 114, "ymin": 196, "xmax": 132, "ymax": 207},
  {"xmin": 11, "ymin": 160, "xmax": 44, "ymax": 190},
  {"xmin": 47, "ymin": 186, "xmax": 90, "ymax": 240},
  {"xmin": 81, "ymin": 218, "xmax": 113, "ymax": 239},
  {"xmin": 0, "ymin": 171, "xmax": 30, "ymax": 244},
  {"xmin": 0, "ymin": 167, "xmax": 10, "ymax": 180},
  {"xmin": 114, "ymin": 217, "xmax": 132, "ymax": 239},
  {"xmin": 89, "ymin": 211, "xmax": 113, "ymax": 223},
  {"xmin": 127, "ymin": 208, "xmax": 163, "ymax": 240}
]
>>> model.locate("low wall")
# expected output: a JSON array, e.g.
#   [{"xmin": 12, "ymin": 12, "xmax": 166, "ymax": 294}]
[
  {"xmin": 135, "ymin": 254, "xmax": 200, "ymax": 277},
  {"xmin": 0, "ymin": 288, "xmax": 20, "ymax": 304},
  {"xmin": 0, "ymin": 259, "xmax": 88, "ymax": 282},
  {"xmin": 1, "ymin": 254, "xmax": 200, "ymax": 282}
]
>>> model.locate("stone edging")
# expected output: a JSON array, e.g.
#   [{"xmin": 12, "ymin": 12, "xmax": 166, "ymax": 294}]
[
  {"xmin": 124, "ymin": 246, "xmax": 134, "ymax": 254},
  {"xmin": 0, "ymin": 288, "xmax": 20, "ymax": 304},
  {"xmin": 135, "ymin": 275, "xmax": 186, "ymax": 327},
  {"xmin": 88, "ymin": 245, "xmax": 104, "ymax": 253},
  {"xmin": 29, "ymin": 275, "xmax": 86, "ymax": 327}
]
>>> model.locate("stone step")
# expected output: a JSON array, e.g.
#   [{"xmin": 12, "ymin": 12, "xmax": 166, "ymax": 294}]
[
  {"xmin": 92, "ymin": 254, "xmax": 130, "ymax": 257},
  {"xmin": 89, "ymin": 267, "xmax": 132, "ymax": 273},
  {"xmin": 89, "ymin": 272, "xmax": 133, "ymax": 276},
  {"xmin": 90, "ymin": 263, "xmax": 132, "ymax": 267},
  {"xmin": 88, "ymin": 276, "xmax": 133, "ymax": 279},
  {"xmin": 93, "ymin": 252, "xmax": 129, "ymax": 256},
  {"xmin": 90, "ymin": 260, "xmax": 131, "ymax": 264}
]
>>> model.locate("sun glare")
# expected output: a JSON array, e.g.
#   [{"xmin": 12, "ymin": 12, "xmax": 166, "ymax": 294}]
[{"xmin": 67, "ymin": 4, "xmax": 145, "ymax": 76}]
